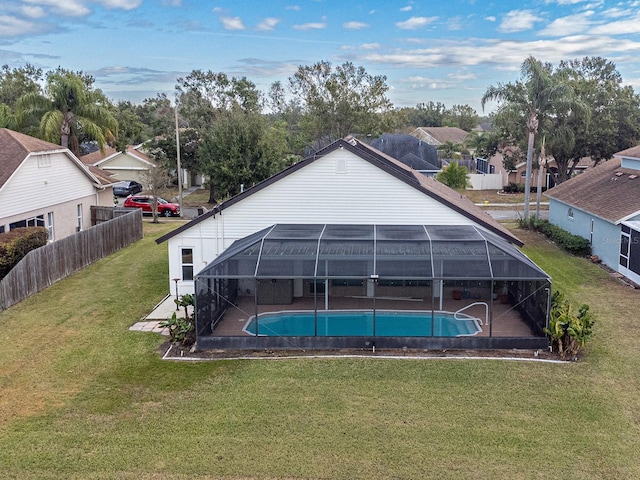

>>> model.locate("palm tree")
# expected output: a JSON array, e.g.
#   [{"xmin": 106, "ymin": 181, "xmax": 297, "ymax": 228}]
[
  {"xmin": 17, "ymin": 69, "xmax": 117, "ymax": 156},
  {"xmin": 481, "ymin": 56, "xmax": 575, "ymax": 220},
  {"xmin": 437, "ymin": 141, "xmax": 464, "ymax": 159},
  {"xmin": 435, "ymin": 161, "xmax": 470, "ymax": 189}
]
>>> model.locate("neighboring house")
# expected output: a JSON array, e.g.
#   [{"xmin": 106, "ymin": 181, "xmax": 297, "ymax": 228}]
[
  {"xmin": 369, "ymin": 134, "xmax": 440, "ymax": 176},
  {"xmin": 545, "ymin": 145, "xmax": 640, "ymax": 285},
  {"xmin": 81, "ymin": 144, "xmax": 156, "ymax": 187},
  {"xmin": 157, "ymin": 136, "xmax": 525, "ymax": 297},
  {"xmin": 0, "ymin": 128, "xmax": 114, "ymax": 240},
  {"xmin": 488, "ymin": 150, "xmax": 594, "ymax": 188},
  {"xmin": 410, "ymin": 126, "xmax": 469, "ymax": 148}
]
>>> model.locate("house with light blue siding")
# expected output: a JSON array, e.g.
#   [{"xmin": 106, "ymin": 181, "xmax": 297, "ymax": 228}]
[{"xmin": 545, "ymin": 145, "xmax": 640, "ymax": 285}]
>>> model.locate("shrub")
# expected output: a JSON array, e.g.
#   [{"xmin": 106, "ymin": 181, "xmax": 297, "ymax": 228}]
[
  {"xmin": 160, "ymin": 294, "xmax": 195, "ymax": 346},
  {"xmin": 544, "ymin": 291, "xmax": 595, "ymax": 359},
  {"xmin": 0, "ymin": 227, "xmax": 49, "ymax": 279},
  {"xmin": 520, "ymin": 218, "xmax": 591, "ymax": 257}
]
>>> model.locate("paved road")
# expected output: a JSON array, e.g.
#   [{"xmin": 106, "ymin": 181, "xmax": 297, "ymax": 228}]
[{"xmin": 485, "ymin": 209, "xmax": 549, "ymax": 220}]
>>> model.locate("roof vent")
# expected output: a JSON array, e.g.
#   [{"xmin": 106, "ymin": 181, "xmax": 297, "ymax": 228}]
[
  {"xmin": 630, "ymin": 175, "xmax": 638, "ymax": 179},
  {"xmin": 615, "ymin": 171, "xmax": 624, "ymax": 177}
]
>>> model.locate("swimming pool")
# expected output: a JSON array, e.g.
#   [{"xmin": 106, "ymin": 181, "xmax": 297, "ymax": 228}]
[{"xmin": 243, "ymin": 310, "xmax": 482, "ymax": 337}]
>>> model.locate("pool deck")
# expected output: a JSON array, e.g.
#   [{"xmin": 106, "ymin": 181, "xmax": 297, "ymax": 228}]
[{"xmin": 210, "ymin": 294, "xmax": 534, "ymax": 338}]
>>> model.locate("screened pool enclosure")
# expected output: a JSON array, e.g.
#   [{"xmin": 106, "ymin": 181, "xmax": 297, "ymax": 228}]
[{"xmin": 194, "ymin": 224, "xmax": 552, "ymax": 350}]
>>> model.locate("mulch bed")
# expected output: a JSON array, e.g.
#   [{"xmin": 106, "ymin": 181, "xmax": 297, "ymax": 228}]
[{"xmin": 159, "ymin": 341, "xmax": 569, "ymax": 362}]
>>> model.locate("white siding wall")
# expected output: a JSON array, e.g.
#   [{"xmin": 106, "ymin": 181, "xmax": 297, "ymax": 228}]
[
  {"xmin": 0, "ymin": 151, "xmax": 104, "ymax": 238},
  {"xmin": 168, "ymin": 149, "xmax": 479, "ymax": 295},
  {"xmin": 1, "ymin": 152, "xmax": 96, "ymax": 217}
]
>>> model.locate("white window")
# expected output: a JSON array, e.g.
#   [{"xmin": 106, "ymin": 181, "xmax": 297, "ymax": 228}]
[
  {"xmin": 77, "ymin": 204, "xmax": 83, "ymax": 232},
  {"xmin": 568, "ymin": 207, "xmax": 574, "ymax": 220},
  {"xmin": 47, "ymin": 212, "xmax": 54, "ymax": 241},
  {"xmin": 181, "ymin": 248, "xmax": 194, "ymax": 281},
  {"xmin": 37, "ymin": 154, "xmax": 51, "ymax": 168}
]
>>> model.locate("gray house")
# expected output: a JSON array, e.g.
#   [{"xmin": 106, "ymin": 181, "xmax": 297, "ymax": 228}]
[{"xmin": 545, "ymin": 145, "xmax": 640, "ymax": 285}]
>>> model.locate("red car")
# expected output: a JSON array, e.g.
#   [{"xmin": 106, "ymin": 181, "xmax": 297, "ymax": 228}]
[{"xmin": 123, "ymin": 195, "xmax": 181, "ymax": 217}]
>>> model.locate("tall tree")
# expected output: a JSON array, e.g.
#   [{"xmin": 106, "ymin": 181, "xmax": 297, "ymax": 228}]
[
  {"xmin": 113, "ymin": 100, "xmax": 149, "ymax": 151},
  {"xmin": 0, "ymin": 64, "xmax": 43, "ymax": 131},
  {"xmin": 286, "ymin": 61, "xmax": 392, "ymax": 146},
  {"xmin": 481, "ymin": 57, "xmax": 578, "ymax": 220},
  {"xmin": 404, "ymin": 101, "xmax": 446, "ymax": 127},
  {"xmin": 549, "ymin": 57, "xmax": 640, "ymax": 181},
  {"xmin": 198, "ymin": 108, "xmax": 288, "ymax": 203},
  {"xmin": 443, "ymin": 104, "xmax": 479, "ymax": 132},
  {"xmin": 17, "ymin": 68, "xmax": 117, "ymax": 156}
]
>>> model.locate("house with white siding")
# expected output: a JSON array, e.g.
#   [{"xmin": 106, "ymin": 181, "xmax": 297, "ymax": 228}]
[
  {"xmin": 157, "ymin": 137, "xmax": 524, "ymax": 297},
  {"xmin": 157, "ymin": 137, "xmax": 553, "ymax": 351},
  {"xmin": 0, "ymin": 128, "xmax": 115, "ymax": 241},
  {"xmin": 81, "ymin": 144, "xmax": 156, "ymax": 186},
  {"xmin": 545, "ymin": 145, "xmax": 640, "ymax": 286}
]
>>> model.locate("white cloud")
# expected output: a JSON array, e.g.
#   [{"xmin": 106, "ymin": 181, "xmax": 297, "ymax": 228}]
[
  {"xmin": 343, "ymin": 21, "xmax": 369, "ymax": 30},
  {"xmin": 485, "ymin": 16, "xmax": 496, "ymax": 22},
  {"xmin": 498, "ymin": 10, "xmax": 543, "ymax": 33},
  {"xmin": 161, "ymin": 0, "xmax": 182, "ymax": 5},
  {"xmin": 360, "ymin": 43, "xmax": 380, "ymax": 50},
  {"xmin": 293, "ymin": 21, "xmax": 326, "ymax": 30},
  {"xmin": 256, "ymin": 17, "xmax": 281, "ymax": 31},
  {"xmin": 447, "ymin": 16, "xmax": 462, "ymax": 31},
  {"xmin": 220, "ymin": 16, "xmax": 245, "ymax": 30},
  {"xmin": 396, "ymin": 16, "xmax": 437, "ymax": 30},
  {"xmin": 20, "ymin": 0, "xmax": 142, "ymax": 16},
  {"xmin": 400, "ymin": 6, "xmax": 412, "ymax": 12},
  {"xmin": 538, "ymin": 11, "xmax": 594, "ymax": 36},
  {"xmin": 0, "ymin": 14, "xmax": 40, "ymax": 36},
  {"xmin": 99, "ymin": 0, "xmax": 142, "ymax": 9},
  {"xmin": 21, "ymin": 6, "xmax": 46, "ymax": 18},
  {"xmin": 591, "ymin": 13, "xmax": 640, "ymax": 35},
  {"xmin": 286, "ymin": 5, "xmax": 301, "ymax": 10},
  {"xmin": 22, "ymin": 0, "xmax": 90, "ymax": 17},
  {"xmin": 356, "ymin": 34, "xmax": 640, "ymax": 70}
]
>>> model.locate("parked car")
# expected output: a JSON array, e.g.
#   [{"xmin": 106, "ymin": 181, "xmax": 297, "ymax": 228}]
[
  {"xmin": 113, "ymin": 180, "xmax": 143, "ymax": 197},
  {"xmin": 123, "ymin": 195, "xmax": 181, "ymax": 217}
]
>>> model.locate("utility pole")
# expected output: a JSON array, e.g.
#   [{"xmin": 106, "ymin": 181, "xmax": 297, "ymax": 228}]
[{"xmin": 175, "ymin": 101, "xmax": 183, "ymax": 217}]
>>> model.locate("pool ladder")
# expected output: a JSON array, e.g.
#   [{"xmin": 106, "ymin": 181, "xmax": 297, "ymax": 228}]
[{"xmin": 454, "ymin": 302, "xmax": 489, "ymax": 325}]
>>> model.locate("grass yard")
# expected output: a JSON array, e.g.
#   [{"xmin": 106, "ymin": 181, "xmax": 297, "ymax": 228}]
[{"xmin": 1, "ymin": 222, "xmax": 640, "ymax": 479}]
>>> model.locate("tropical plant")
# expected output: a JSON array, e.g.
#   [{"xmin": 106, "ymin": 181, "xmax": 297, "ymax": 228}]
[
  {"xmin": 160, "ymin": 293, "xmax": 196, "ymax": 346},
  {"xmin": 16, "ymin": 68, "xmax": 117, "ymax": 156},
  {"xmin": 544, "ymin": 290, "xmax": 595, "ymax": 358},
  {"xmin": 436, "ymin": 141, "xmax": 464, "ymax": 159},
  {"xmin": 435, "ymin": 161, "xmax": 470, "ymax": 189}
]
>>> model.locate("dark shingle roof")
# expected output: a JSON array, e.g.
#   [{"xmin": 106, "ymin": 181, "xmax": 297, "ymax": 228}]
[
  {"xmin": 545, "ymin": 157, "xmax": 640, "ymax": 222},
  {"xmin": 369, "ymin": 134, "xmax": 439, "ymax": 169}
]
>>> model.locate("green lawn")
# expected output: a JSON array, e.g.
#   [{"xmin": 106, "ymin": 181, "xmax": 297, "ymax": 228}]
[{"xmin": 1, "ymin": 222, "xmax": 639, "ymax": 479}]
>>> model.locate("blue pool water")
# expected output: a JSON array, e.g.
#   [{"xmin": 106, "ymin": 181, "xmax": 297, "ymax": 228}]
[{"xmin": 243, "ymin": 310, "xmax": 481, "ymax": 337}]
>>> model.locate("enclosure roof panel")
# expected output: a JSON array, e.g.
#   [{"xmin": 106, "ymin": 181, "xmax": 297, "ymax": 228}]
[{"xmin": 196, "ymin": 224, "xmax": 549, "ymax": 281}]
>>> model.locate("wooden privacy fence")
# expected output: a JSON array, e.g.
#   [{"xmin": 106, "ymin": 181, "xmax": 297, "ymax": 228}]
[{"xmin": 0, "ymin": 208, "xmax": 143, "ymax": 312}]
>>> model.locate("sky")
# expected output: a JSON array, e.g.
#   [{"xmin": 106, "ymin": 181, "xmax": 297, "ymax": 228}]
[{"xmin": 1, "ymin": 0, "xmax": 640, "ymax": 114}]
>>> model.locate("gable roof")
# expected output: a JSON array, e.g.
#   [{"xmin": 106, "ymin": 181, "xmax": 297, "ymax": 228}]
[
  {"xmin": 0, "ymin": 128, "xmax": 110, "ymax": 190},
  {"xmin": 156, "ymin": 137, "xmax": 523, "ymax": 246},
  {"xmin": 545, "ymin": 157, "xmax": 640, "ymax": 223},
  {"xmin": 410, "ymin": 127, "xmax": 469, "ymax": 146},
  {"xmin": 615, "ymin": 145, "xmax": 640, "ymax": 159},
  {"xmin": 80, "ymin": 144, "xmax": 155, "ymax": 167}
]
